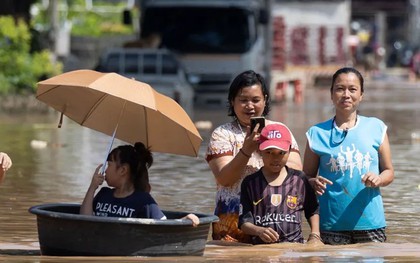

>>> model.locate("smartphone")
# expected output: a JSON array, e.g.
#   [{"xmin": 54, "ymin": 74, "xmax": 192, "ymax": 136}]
[{"xmin": 250, "ymin": 117, "xmax": 265, "ymax": 133}]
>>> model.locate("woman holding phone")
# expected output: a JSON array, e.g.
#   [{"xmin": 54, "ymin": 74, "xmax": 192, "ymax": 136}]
[{"xmin": 205, "ymin": 70, "xmax": 302, "ymax": 243}]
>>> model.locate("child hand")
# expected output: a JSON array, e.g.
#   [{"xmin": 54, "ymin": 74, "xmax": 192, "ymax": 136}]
[
  {"xmin": 90, "ymin": 164, "xmax": 105, "ymax": 189},
  {"xmin": 184, "ymin": 213, "xmax": 200, "ymax": 227},
  {"xmin": 258, "ymin": 227, "xmax": 279, "ymax": 243},
  {"xmin": 0, "ymin": 152, "xmax": 12, "ymax": 171}
]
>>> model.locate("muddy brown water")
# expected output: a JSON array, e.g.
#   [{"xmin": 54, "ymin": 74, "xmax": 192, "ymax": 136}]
[{"xmin": 1, "ymin": 81, "xmax": 420, "ymax": 262}]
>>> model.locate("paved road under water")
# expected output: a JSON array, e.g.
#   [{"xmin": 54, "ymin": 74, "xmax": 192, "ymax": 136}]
[{"xmin": 0, "ymin": 79, "xmax": 420, "ymax": 262}]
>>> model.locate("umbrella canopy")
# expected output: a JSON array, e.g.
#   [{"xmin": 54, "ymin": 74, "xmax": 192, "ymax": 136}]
[{"xmin": 36, "ymin": 69, "xmax": 202, "ymax": 157}]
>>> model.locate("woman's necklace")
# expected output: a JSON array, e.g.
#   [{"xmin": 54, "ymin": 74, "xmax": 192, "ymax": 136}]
[
  {"xmin": 331, "ymin": 115, "xmax": 358, "ymax": 144},
  {"xmin": 237, "ymin": 119, "xmax": 246, "ymax": 139}
]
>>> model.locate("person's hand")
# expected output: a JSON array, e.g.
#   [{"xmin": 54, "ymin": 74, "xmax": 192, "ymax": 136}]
[
  {"xmin": 257, "ymin": 227, "xmax": 279, "ymax": 243},
  {"xmin": 184, "ymin": 213, "xmax": 200, "ymax": 227},
  {"xmin": 241, "ymin": 124, "xmax": 261, "ymax": 155},
  {"xmin": 361, "ymin": 172, "xmax": 382, "ymax": 188},
  {"xmin": 0, "ymin": 152, "xmax": 12, "ymax": 171},
  {"xmin": 90, "ymin": 164, "xmax": 105, "ymax": 189},
  {"xmin": 309, "ymin": 176, "xmax": 332, "ymax": 195},
  {"xmin": 307, "ymin": 232, "xmax": 324, "ymax": 245}
]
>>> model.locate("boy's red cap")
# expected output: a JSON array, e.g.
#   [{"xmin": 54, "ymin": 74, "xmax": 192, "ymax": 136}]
[{"xmin": 259, "ymin": 124, "xmax": 292, "ymax": 151}]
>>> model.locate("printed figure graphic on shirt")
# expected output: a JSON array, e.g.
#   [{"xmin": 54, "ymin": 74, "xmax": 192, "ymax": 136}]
[{"xmin": 322, "ymin": 144, "xmax": 375, "ymax": 180}]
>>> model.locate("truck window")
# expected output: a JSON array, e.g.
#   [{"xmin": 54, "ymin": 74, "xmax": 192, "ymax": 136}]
[
  {"xmin": 144, "ymin": 54, "xmax": 157, "ymax": 74},
  {"xmin": 125, "ymin": 54, "xmax": 139, "ymax": 73},
  {"xmin": 162, "ymin": 54, "xmax": 178, "ymax": 74},
  {"xmin": 142, "ymin": 7, "xmax": 253, "ymax": 54},
  {"xmin": 104, "ymin": 53, "xmax": 120, "ymax": 72}
]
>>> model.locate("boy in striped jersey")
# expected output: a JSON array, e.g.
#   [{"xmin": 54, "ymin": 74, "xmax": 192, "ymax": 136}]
[{"xmin": 238, "ymin": 124, "xmax": 322, "ymax": 244}]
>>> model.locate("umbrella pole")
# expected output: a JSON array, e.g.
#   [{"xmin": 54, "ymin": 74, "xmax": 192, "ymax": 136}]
[
  {"xmin": 99, "ymin": 102, "xmax": 127, "ymax": 175},
  {"xmin": 99, "ymin": 127, "xmax": 118, "ymax": 175}
]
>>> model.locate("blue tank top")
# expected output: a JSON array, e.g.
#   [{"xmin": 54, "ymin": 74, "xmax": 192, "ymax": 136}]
[{"xmin": 306, "ymin": 115, "xmax": 387, "ymax": 231}]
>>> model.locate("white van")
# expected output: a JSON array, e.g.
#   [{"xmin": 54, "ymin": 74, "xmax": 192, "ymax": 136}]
[{"xmin": 96, "ymin": 48, "xmax": 194, "ymax": 116}]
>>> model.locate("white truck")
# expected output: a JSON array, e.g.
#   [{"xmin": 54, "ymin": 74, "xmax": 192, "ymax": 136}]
[
  {"xmin": 138, "ymin": 0, "xmax": 271, "ymax": 106},
  {"xmin": 137, "ymin": 0, "xmax": 350, "ymax": 105}
]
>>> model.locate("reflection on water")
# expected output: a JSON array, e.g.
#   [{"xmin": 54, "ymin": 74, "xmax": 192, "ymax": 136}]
[{"xmin": 1, "ymin": 83, "xmax": 420, "ymax": 262}]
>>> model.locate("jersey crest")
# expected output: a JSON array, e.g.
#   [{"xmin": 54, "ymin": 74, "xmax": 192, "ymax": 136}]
[
  {"xmin": 270, "ymin": 194, "xmax": 282, "ymax": 206},
  {"xmin": 287, "ymin": 195, "xmax": 298, "ymax": 209}
]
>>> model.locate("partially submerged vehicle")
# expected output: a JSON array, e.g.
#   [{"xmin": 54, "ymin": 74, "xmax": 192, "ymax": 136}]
[
  {"xmin": 96, "ymin": 48, "xmax": 195, "ymax": 116},
  {"xmin": 29, "ymin": 203, "xmax": 218, "ymax": 256}
]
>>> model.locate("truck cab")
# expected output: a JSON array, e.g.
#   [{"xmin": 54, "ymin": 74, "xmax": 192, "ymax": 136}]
[
  {"xmin": 96, "ymin": 48, "xmax": 194, "ymax": 116},
  {"xmin": 139, "ymin": 0, "xmax": 270, "ymax": 106}
]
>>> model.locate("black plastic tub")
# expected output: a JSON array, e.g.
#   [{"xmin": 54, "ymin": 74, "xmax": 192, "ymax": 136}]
[{"xmin": 29, "ymin": 203, "xmax": 218, "ymax": 257}]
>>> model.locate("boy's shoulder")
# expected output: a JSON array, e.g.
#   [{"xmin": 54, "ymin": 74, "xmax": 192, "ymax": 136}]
[
  {"xmin": 242, "ymin": 169, "xmax": 264, "ymax": 185},
  {"xmin": 287, "ymin": 167, "xmax": 308, "ymax": 181}
]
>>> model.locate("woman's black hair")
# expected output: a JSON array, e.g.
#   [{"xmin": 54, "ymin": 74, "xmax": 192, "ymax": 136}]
[
  {"xmin": 107, "ymin": 142, "xmax": 153, "ymax": 192},
  {"xmin": 227, "ymin": 70, "xmax": 271, "ymax": 118},
  {"xmin": 331, "ymin": 67, "xmax": 364, "ymax": 94}
]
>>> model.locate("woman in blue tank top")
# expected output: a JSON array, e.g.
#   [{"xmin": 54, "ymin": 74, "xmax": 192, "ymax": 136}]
[{"xmin": 302, "ymin": 67, "xmax": 394, "ymax": 245}]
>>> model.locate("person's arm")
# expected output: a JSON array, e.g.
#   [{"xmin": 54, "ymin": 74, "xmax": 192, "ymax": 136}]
[
  {"xmin": 287, "ymin": 149, "xmax": 302, "ymax": 170},
  {"xmin": 302, "ymin": 172, "xmax": 322, "ymax": 243},
  {"xmin": 80, "ymin": 164, "xmax": 104, "ymax": 215},
  {"xmin": 208, "ymin": 126, "xmax": 259, "ymax": 187},
  {"xmin": 0, "ymin": 152, "xmax": 12, "ymax": 184},
  {"xmin": 362, "ymin": 133, "xmax": 394, "ymax": 188},
  {"xmin": 303, "ymin": 142, "xmax": 332, "ymax": 195},
  {"xmin": 306, "ymin": 214, "xmax": 323, "ymax": 243},
  {"xmin": 208, "ymin": 154, "xmax": 250, "ymax": 187}
]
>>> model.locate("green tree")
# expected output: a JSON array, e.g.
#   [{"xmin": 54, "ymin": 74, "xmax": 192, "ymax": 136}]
[{"xmin": 0, "ymin": 16, "xmax": 62, "ymax": 94}]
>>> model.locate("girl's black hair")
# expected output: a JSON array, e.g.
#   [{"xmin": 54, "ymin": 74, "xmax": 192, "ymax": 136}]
[
  {"xmin": 227, "ymin": 70, "xmax": 271, "ymax": 118},
  {"xmin": 331, "ymin": 67, "xmax": 364, "ymax": 94},
  {"xmin": 107, "ymin": 142, "xmax": 153, "ymax": 192}
]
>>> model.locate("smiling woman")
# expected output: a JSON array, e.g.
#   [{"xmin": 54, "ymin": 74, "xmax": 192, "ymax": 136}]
[
  {"xmin": 303, "ymin": 67, "xmax": 395, "ymax": 245},
  {"xmin": 205, "ymin": 70, "xmax": 302, "ymax": 243}
]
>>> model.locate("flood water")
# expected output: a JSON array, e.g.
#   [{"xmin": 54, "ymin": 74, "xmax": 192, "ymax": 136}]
[{"xmin": 1, "ymin": 79, "xmax": 420, "ymax": 262}]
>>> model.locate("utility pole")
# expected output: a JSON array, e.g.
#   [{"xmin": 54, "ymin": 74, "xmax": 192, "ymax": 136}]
[{"xmin": 47, "ymin": 0, "xmax": 59, "ymax": 60}]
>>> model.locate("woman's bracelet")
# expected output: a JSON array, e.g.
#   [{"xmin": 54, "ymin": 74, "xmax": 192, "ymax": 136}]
[{"xmin": 239, "ymin": 148, "xmax": 251, "ymax": 158}]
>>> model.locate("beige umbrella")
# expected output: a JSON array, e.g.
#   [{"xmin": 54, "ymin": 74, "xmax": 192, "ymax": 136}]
[{"xmin": 36, "ymin": 69, "xmax": 202, "ymax": 157}]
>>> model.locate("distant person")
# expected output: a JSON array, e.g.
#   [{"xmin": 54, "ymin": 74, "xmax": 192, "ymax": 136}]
[
  {"xmin": 239, "ymin": 124, "xmax": 322, "ymax": 244},
  {"xmin": 0, "ymin": 152, "xmax": 12, "ymax": 184},
  {"xmin": 409, "ymin": 47, "xmax": 420, "ymax": 82},
  {"xmin": 303, "ymin": 67, "xmax": 394, "ymax": 245},
  {"xmin": 205, "ymin": 70, "xmax": 302, "ymax": 243},
  {"xmin": 362, "ymin": 44, "xmax": 375, "ymax": 77},
  {"xmin": 80, "ymin": 142, "xmax": 199, "ymax": 226}
]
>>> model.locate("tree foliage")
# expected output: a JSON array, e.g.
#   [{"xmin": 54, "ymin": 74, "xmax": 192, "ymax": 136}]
[
  {"xmin": 0, "ymin": 16, "xmax": 62, "ymax": 94},
  {"xmin": 32, "ymin": 0, "xmax": 137, "ymax": 37}
]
